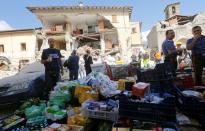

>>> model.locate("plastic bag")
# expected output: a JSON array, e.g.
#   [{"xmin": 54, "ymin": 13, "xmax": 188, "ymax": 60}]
[
  {"xmin": 48, "ymin": 90, "xmax": 71, "ymax": 108},
  {"xmin": 92, "ymin": 73, "xmax": 118, "ymax": 97},
  {"xmin": 50, "ymin": 90, "xmax": 71, "ymax": 102},
  {"xmin": 48, "ymin": 99, "xmax": 66, "ymax": 109},
  {"xmin": 45, "ymin": 106, "xmax": 66, "ymax": 121},
  {"xmin": 54, "ymin": 81, "xmax": 79, "ymax": 91},
  {"xmin": 25, "ymin": 103, "xmax": 46, "ymax": 119}
]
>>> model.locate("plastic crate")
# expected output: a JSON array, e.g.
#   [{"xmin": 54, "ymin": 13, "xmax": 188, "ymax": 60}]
[
  {"xmin": 118, "ymin": 95, "xmax": 176, "ymax": 123},
  {"xmin": 174, "ymin": 86, "xmax": 205, "ymax": 129},
  {"xmin": 197, "ymin": 115, "xmax": 205, "ymax": 129},
  {"xmin": 91, "ymin": 64, "xmax": 105, "ymax": 73},
  {"xmin": 174, "ymin": 86, "xmax": 205, "ymax": 116},
  {"xmin": 81, "ymin": 108, "xmax": 118, "ymax": 122},
  {"xmin": 107, "ymin": 64, "xmax": 129, "ymax": 80},
  {"xmin": 174, "ymin": 75, "xmax": 194, "ymax": 88}
]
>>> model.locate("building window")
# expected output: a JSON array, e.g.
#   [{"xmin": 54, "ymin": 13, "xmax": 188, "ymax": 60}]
[
  {"xmin": 172, "ymin": 6, "xmax": 176, "ymax": 14},
  {"xmin": 21, "ymin": 43, "xmax": 26, "ymax": 51},
  {"xmin": 0, "ymin": 44, "xmax": 4, "ymax": 53},
  {"xmin": 112, "ymin": 15, "xmax": 117, "ymax": 23},
  {"xmin": 132, "ymin": 28, "xmax": 137, "ymax": 34}
]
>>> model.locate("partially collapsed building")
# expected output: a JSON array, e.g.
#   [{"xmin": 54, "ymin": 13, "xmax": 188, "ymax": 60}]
[{"xmin": 27, "ymin": 4, "xmax": 142, "ymax": 61}]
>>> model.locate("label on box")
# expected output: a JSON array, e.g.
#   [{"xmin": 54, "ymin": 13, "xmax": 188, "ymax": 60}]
[{"xmin": 134, "ymin": 82, "xmax": 149, "ymax": 89}]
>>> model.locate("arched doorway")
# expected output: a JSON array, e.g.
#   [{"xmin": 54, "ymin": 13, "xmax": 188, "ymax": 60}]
[{"xmin": 0, "ymin": 56, "xmax": 11, "ymax": 71}]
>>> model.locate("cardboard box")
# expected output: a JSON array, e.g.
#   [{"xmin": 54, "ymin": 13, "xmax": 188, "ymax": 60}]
[{"xmin": 132, "ymin": 82, "xmax": 150, "ymax": 97}]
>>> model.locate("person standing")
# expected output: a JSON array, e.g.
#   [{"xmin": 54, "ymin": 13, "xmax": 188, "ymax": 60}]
[
  {"xmin": 64, "ymin": 50, "xmax": 79, "ymax": 80},
  {"xmin": 41, "ymin": 38, "xmax": 63, "ymax": 99},
  {"xmin": 162, "ymin": 30, "xmax": 182, "ymax": 76},
  {"xmin": 83, "ymin": 50, "xmax": 93, "ymax": 75},
  {"xmin": 187, "ymin": 26, "xmax": 205, "ymax": 86}
]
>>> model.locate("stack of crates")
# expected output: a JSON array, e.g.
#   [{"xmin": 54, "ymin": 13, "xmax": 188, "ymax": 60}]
[{"xmin": 118, "ymin": 94, "xmax": 176, "ymax": 123}]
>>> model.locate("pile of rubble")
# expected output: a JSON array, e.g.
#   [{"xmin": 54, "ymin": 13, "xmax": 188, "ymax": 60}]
[
  {"xmin": 0, "ymin": 70, "xmax": 17, "ymax": 79},
  {"xmin": 76, "ymin": 45, "xmax": 122, "ymax": 64},
  {"xmin": 77, "ymin": 45, "xmax": 102, "ymax": 63}
]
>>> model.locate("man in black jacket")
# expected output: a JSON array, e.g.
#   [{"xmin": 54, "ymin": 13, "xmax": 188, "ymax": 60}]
[
  {"xmin": 83, "ymin": 50, "xmax": 93, "ymax": 75},
  {"xmin": 41, "ymin": 38, "xmax": 63, "ymax": 99}
]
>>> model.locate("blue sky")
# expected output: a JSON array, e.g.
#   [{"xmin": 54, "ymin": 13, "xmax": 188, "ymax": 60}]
[{"xmin": 0, "ymin": 0, "xmax": 205, "ymax": 32}]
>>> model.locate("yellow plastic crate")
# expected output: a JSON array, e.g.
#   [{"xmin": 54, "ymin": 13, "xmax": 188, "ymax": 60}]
[{"xmin": 118, "ymin": 79, "xmax": 135, "ymax": 90}]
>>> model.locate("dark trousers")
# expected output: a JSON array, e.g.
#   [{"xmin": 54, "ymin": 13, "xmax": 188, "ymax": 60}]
[
  {"xmin": 193, "ymin": 54, "xmax": 205, "ymax": 85},
  {"xmin": 85, "ymin": 67, "xmax": 92, "ymax": 75},
  {"xmin": 164, "ymin": 57, "xmax": 177, "ymax": 77},
  {"xmin": 44, "ymin": 71, "xmax": 60, "ymax": 99},
  {"xmin": 69, "ymin": 70, "xmax": 78, "ymax": 80}
]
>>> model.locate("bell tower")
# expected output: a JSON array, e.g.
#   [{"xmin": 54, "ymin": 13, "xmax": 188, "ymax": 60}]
[{"xmin": 164, "ymin": 2, "xmax": 180, "ymax": 19}]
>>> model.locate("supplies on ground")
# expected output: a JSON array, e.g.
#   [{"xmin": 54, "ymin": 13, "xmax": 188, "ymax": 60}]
[
  {"xmin": 42, "ymin": 123, "xmax": 84, "ymax": 131},
  {"xmin": 81, "ymin": 100, "xmax": 118, "ymax": 122},
  {"xmin": 176, "ymin": 113, "xmax": 191, "ymax": 125},
  {"xmin": 118, "ymin": 79, "xmax": 135, "ymax": 91},
  {"xmin": 182, "ymin": 90, "xmax": 204, "ymax": 99},
  {"xmin": 26, "ymin": 116, "xmax": 48, "ymax": 130},
  {"xmin": 67, "ymin": 114, "xmax": 90, "ymax": 126},
  {"xmin": 3, "ymin": 64, "xmax": 205, "ymax": 131},
  {"xmin": 132, "ymin": 82, "xmax": 150, "ymax": 97},
  {"xmin": 90, "ymin": 72, "xmax": 119, "ymax": 97},
  {"xmin": 45, "ymin": 106, "xmax": 67, "ymax": 121},
  {"xmin": 0, "ymin": 115, "xmax": 25, "ymax": 131},
  {"xmin": 25, "ymin": 103, "xmax": 46, "ymax": 119}
]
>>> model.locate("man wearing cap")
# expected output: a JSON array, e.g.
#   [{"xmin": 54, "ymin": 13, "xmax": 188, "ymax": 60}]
[
  {"xmin": 187, "ymin": 26, "xmax": 205, "ymax": 85},
  {"xmin": 41, "ymin": 38, "xmax": 63, "ymax": 99}
]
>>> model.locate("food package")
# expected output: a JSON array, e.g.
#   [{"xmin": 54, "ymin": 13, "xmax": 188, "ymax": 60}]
[
  {"xmin": 26, "ymin": 116, "xmax": 47, "ymax": 128},
  {"xmin": 74, "ymin": 86, "xmax": 92, "ymax": 97},
  {"xmin": 67, "ymin": 125, "xmax": 84, "ymax": 131},
  {"xmin": 50, "ymin": 90, "xmax": 71, "ymax": 102},
  {"xmin": 67, "ymin": 107, "xmax": 81, "ymax": 117},
  {"xmin": 67, "ymin": 114, "xmax": 89, "ymax": 126},
  {"xmin": 45, "ymin": 106, "xmax": 67, "ymax": 121},
  {"xmin": 92, "ymin": 73, "xmax": 118, "ymax": 97},
  {"xmin": 54, "ymin": 81, "xmax": 78, "ymax": 91},
  {"xmin": 132, "ymin": 82, "xmax": 150, "ymax": 97},
  {"xmin": 42, "ymin": 124, "xmax": 69, "ymax": 131},
  {"xmin": 48, "ymin": 90, "xmax": 71, "ymax": 108},
  {"xmin": 78, "ymin": 91, "xmax": 99, "ymax": 104},
  {"xmin": 1, "ymin": 115, "xmax": 25, "ymax": 131}
]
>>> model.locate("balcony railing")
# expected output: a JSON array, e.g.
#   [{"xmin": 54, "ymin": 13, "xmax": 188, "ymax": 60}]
[{"xmin": 44, "ymin": 25, "xmax": 66, "ymax": 34}]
